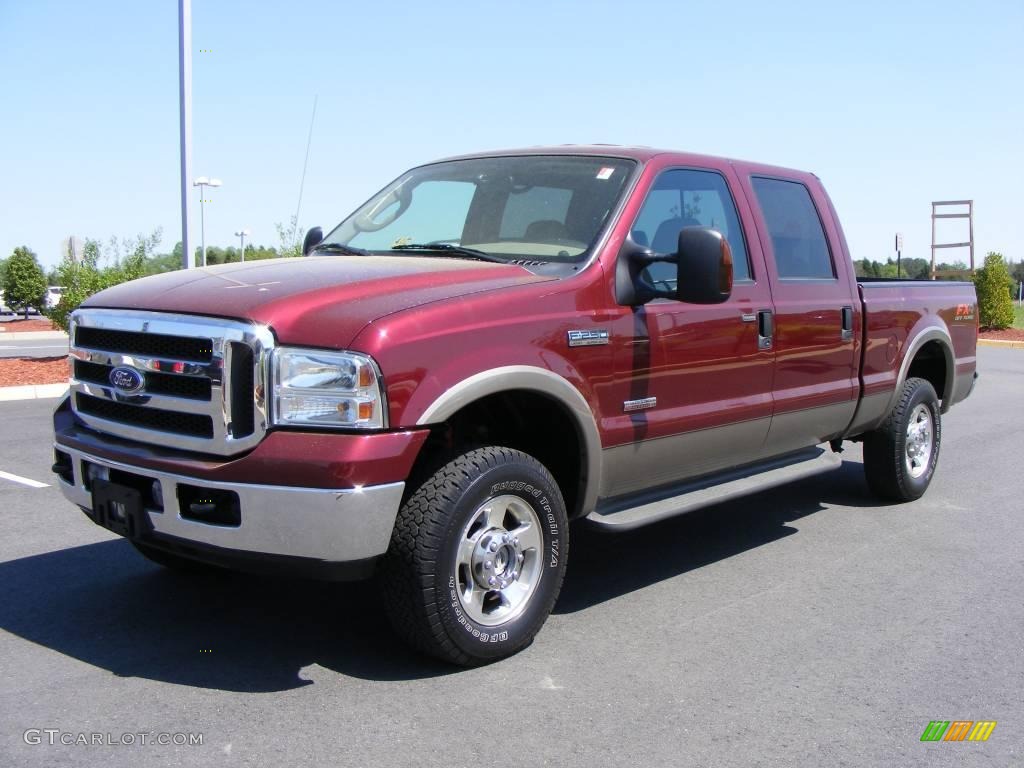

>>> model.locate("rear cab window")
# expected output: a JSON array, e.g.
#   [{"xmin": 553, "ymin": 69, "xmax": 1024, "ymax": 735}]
[{"xmin": 750, "ymin": 177, "xmax": 835, "ymax": 280}]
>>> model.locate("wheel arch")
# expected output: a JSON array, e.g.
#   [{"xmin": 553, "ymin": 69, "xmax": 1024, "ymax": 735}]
[
  {"xmin": 415, "ymin": 366, "xmax": 602, "ymax": 518},
  {"xmin": 892, "ymin": 326, "xmax": 956, "ymax": 415}
]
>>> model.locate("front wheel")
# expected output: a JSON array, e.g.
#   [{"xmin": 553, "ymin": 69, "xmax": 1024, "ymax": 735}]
[
  {"xmin": 863, "ymin": 377, "xmax": 942, "ymax": 501},
  {"xmin": 379, "ymin": 446, "xmax": 569, "ymax": 666}
]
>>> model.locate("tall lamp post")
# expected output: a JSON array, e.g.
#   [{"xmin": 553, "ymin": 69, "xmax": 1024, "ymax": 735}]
[
  {"xmin": 192, "ymin": 176, "xmax": 222, "ymax": 266},
  {"xmin": 235, "ymin": 229, "xmax": 250, "ymax": 262}
]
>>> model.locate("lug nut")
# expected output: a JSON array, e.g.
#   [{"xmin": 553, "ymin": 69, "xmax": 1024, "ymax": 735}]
[
  {"xmin": 517, "ymin": 553, "xmax": 524, "ymax": 562},
  {"xmin": 513, "ymin": 537, "xmax": 519, "ymax": 546},
  {"xmin": 484, "ymin": 561, "xmax": 492, "ymax": 570},
  {"xmin": 489, "ymin": 541, "xmax": 498, "ymax": 552},
  {"xmin": 488, "ymin": 577, "xmax": 496, "ymax": 586}
]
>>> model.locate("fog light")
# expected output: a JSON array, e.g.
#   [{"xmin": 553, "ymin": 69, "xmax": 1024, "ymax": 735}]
[{"xmin": 86, "ymin": 463, "xmax": 109, "ymax": 486}]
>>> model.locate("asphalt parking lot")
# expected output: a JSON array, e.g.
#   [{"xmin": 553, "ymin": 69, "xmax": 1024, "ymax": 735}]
[{"xmin": 0, "ymin": 346, "xmax": 1020, "ymax": 768}]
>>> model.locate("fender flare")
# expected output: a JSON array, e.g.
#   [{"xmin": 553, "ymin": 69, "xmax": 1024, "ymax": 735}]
[
  {"xmin": 889, "ymin": 326, "xmax": 956, "ymax": 415},
  {"xmin": 416, "ymin": 365, "xmax": 603, "ymax": 517}
]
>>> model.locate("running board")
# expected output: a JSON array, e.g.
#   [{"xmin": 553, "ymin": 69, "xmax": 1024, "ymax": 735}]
[{"xmin": 586, "ymin": 447, "xmax": 842, "ymax": 531}]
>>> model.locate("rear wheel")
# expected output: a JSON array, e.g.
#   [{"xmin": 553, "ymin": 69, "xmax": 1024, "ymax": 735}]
[
  {"xmin": 379, "ymin": 446, "xmax": 568, "ymax": 666},
  {"xmin": 863, "ymin": 377, "xmax": 941, "ymax": 501}
]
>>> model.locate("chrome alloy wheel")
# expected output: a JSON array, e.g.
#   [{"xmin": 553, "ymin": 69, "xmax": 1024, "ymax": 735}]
[
  {"xmin": 454, "ymin": 494, "xmax": 543, "ymax": 627},
  {"xmin": 905, "ymin": 403, "xmax": 934, "ymax": 479}
]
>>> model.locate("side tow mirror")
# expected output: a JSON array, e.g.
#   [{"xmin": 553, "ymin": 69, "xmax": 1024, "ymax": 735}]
[
  {"xmin": 302, "ymin": 226, "xmax": 324, "ymax": 256},
  {"xmin": 676, "ymin": 227, "xmax": 733, "ymax": 304},
  {"xmin": 615, "ymin": 227, "xmax": 733, "ymax": 306}
]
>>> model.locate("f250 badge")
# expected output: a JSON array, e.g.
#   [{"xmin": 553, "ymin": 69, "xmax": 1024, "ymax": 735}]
[
  {"xmin": 567, "ymin": 329, "xmax": 610, "ymax": 347},
  {"xmin": 109, "ymin": 366, "xmax": 145, "ymax": 395}
]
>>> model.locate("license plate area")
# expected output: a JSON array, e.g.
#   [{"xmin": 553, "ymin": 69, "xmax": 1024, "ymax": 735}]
[{"xmin": 91, "ymin": 478, "xmax": 147, "ymax": 539}]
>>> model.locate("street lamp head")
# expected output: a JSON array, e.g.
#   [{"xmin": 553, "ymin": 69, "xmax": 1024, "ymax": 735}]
[
  {"xmin": 235, "ymin": 229, "xmax": 251, "ymax": 237},
  {"xmin": 192, "ymin": 176, "xmax": 209, "ymax": 186},
  {"xmin": 208, "ymin": 178, "xmax": 223, "ymax": 188}
]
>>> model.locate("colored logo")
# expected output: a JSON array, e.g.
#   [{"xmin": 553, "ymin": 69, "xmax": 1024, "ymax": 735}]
[
  {"xmin": 920, "ymin": 720, "xmax": 996, "ymax": 742},
  {"xmin": 954, "ymin": 303, "xmax": 975, "ymax": 321},
  {"xmin": 109, "ymin": 366, "xmax": 145, "ymax": 395}
]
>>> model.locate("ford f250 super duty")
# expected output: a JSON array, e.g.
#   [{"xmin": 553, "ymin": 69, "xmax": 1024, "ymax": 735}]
[{"xmin": 52, "ymin": 146, "xmax": 978, "ymax": 665}]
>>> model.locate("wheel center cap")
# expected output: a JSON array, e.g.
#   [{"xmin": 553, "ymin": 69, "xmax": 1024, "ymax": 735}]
[{"xmin": 471, "ymin": 529, "xmax": 524, "ymax": 590}]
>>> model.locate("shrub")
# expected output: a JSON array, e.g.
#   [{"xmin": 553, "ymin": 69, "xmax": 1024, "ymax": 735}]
[{"xmin": 973, "ymin": 252, "xmax": 1014, "ymax": 329}]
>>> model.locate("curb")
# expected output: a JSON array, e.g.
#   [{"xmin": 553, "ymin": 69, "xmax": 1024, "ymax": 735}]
[
  {"xmin": 978, "ymin": 338, "xmax": 1024, "ymax": 349},
  {"xmin": 0, "ymin": 383, "xmax": 69, "ymax": 402},
  {"xmin": 0, "ymin": 330, "xmax": 68, "ymax": 341}
]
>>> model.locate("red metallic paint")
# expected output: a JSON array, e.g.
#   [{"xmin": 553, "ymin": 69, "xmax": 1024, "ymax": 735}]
[
  {"xmin": 55, "ymin": 407, "xmax": 428, "ymax": 489},
  {"xmin": 72, "ymin": 146, "xmax": 977, "ymax": 489}
]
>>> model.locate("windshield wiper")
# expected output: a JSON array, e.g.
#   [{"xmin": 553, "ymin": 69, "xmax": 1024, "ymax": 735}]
[
  {"xmin": 311, "ymin": 242, "xmax": 368, "ymax": 256},
  {"xmin": 389, "ymin": 243, "xmax": 507, "ymax": 263}
]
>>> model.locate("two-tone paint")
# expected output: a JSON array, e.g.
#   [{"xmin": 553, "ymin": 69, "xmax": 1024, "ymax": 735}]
[{"xmin": 58, "ymin": 145, "xmax": 978, "ymax": 568}]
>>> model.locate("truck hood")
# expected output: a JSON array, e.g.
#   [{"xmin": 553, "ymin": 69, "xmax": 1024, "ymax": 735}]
[{"xmin": 83, "ymin": 256, "xmax": 555, "ymax": 348}]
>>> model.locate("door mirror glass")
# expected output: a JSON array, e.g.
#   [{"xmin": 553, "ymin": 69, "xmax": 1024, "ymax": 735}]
[{"xmin": 676, "ymin": 227, "xmax": 733, "ymax": 304}]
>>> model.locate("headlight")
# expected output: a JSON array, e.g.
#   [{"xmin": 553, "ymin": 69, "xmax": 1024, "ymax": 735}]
[{"xmin": 271, "ymin": 348, "xmax": 386, "ymax": 429}]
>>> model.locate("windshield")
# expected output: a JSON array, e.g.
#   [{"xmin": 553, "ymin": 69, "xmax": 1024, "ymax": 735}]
[{"xmin": 320, "ymin": 155, "xmax": 636, "ymax": 264}]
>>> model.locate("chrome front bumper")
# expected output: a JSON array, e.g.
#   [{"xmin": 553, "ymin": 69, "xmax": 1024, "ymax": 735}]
[{"xmin": 54, "ymin": 443, "xmax": 405, "ymax": 563}]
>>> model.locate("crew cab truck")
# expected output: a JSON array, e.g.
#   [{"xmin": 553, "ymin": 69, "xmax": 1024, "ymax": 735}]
[{"xmin": 52, "ymin": 147, "xmax": 978, "ymax": 665}]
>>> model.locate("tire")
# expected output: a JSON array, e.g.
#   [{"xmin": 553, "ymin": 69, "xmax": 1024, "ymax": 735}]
[
  {"xmin": 379, "ymin": 446, "xmax": 569, "ymax": 666},
  {"xmin": 863, "ymin": 377, "xmax": 941, "ymax": 501},
  {"xmin": 131, "ymin": 541, "xmax": 222, "ymax": 574}
]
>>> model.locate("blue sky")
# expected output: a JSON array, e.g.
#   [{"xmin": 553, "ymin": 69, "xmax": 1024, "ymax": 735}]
[{"xmin": 1, "ymin": 0, "xmax": 1021, "ymax": 270}]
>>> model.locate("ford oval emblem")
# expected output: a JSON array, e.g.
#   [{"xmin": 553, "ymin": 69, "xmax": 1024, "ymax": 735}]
[{"xmin": 109, "ymin": 366, "xmax": 145, "ymax": 395}]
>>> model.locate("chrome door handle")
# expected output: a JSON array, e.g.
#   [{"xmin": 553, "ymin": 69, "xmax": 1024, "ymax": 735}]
[
  {"xmin": 757, "ymin": 310, "xmax": 773, "ymax": 350},
  {"xmin": 741, "ymin": 312, "xmax": 757, "ymax": 323},
  {"xmin": 841, "ymin": 306, "xmax": 854, "ymax": 341}
]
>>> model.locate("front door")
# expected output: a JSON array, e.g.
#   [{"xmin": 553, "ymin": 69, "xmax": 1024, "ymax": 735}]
[{"xmin": 600, "ymin": 165, "xmax": 776, "ymax": 499}]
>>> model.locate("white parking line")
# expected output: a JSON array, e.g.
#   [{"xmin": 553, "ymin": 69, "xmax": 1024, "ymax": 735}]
[{"xmin": 0, "ymin": 470, "xmax": 49, "ymax": 488}]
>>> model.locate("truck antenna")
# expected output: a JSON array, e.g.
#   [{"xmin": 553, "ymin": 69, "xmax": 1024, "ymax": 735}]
[{"xmin": 294, "ymin": 95, "xmax": 318, "ymax": 234}]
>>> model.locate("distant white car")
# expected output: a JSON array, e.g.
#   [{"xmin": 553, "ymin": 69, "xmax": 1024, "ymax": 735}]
[{"xmin": 46, "ymin": 286, "xmax": 64, "ymax": 309}]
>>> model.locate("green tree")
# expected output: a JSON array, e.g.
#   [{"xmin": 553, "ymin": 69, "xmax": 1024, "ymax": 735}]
[
  {"xmin": 893, "ymin": 257, "xmax": 930, "ymax": 280},
  {"xmin": 973, "ymin": 252, "xmax": 1014, "ymax": 329},
  {"xmin": 1009, "ymin": 260, "xmax": 1024, "ymax": 292},
  {"xmin": 276, "ymin": 215, "xmax": 303, "ymax": 258},
  {"xmin": 47, "ymin": 230, "xmax": 160, "ymax": 332},
  {"xmin": 3, "ymin": 246, "xmax": 48, "ymax": 318}
]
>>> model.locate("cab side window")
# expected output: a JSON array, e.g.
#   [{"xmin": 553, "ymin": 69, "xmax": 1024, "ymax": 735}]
[
  {"xmin": 632, "ymin": 169, "xmax": 751, "ymax": 286},
  {"xmin": 750, "ymin": 177, "xmax": 835, "ymax": 279}
]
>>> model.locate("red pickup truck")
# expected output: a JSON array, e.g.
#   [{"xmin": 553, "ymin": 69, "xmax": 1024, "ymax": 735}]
[{"xmin": 53, "ymin": 146, "xmax": 978, "ymax": 665}]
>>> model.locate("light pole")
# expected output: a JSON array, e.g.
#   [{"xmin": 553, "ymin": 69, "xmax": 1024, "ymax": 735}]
[
  {"xmin": 178, "ymin": 0, "xmax": 192, "ymax": 269},
  {"xmin": 192, "ymin": 176, "xmax": 222, "ymax": 266},
  {"xmin": 234, "ymin": 229, "xmax": 250, "ymax": 262}
]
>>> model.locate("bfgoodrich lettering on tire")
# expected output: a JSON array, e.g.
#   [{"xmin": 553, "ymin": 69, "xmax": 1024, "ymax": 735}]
[
  {"xmin": 378, "ymin": 446, "xmax": 569, "ymax": 666},
  {"xmin": 863, "ymin": 377, "xmax": 941, "ymax": 502}
]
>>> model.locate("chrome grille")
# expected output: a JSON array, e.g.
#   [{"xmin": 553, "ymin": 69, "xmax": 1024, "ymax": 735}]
[{"xmin": 69, "ymin": 309, "xmax": 274, "ymax": 456}]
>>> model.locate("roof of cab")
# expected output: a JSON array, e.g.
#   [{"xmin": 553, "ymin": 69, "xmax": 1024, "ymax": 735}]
[{"xmin": 430, "ymin": 144, "xmax": 813, "ymax": 179}]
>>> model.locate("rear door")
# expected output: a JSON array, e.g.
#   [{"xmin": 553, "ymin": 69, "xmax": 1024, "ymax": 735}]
[{"xmin": 740, "ymin": 171, "xmax": 860, "ymax": 456}]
